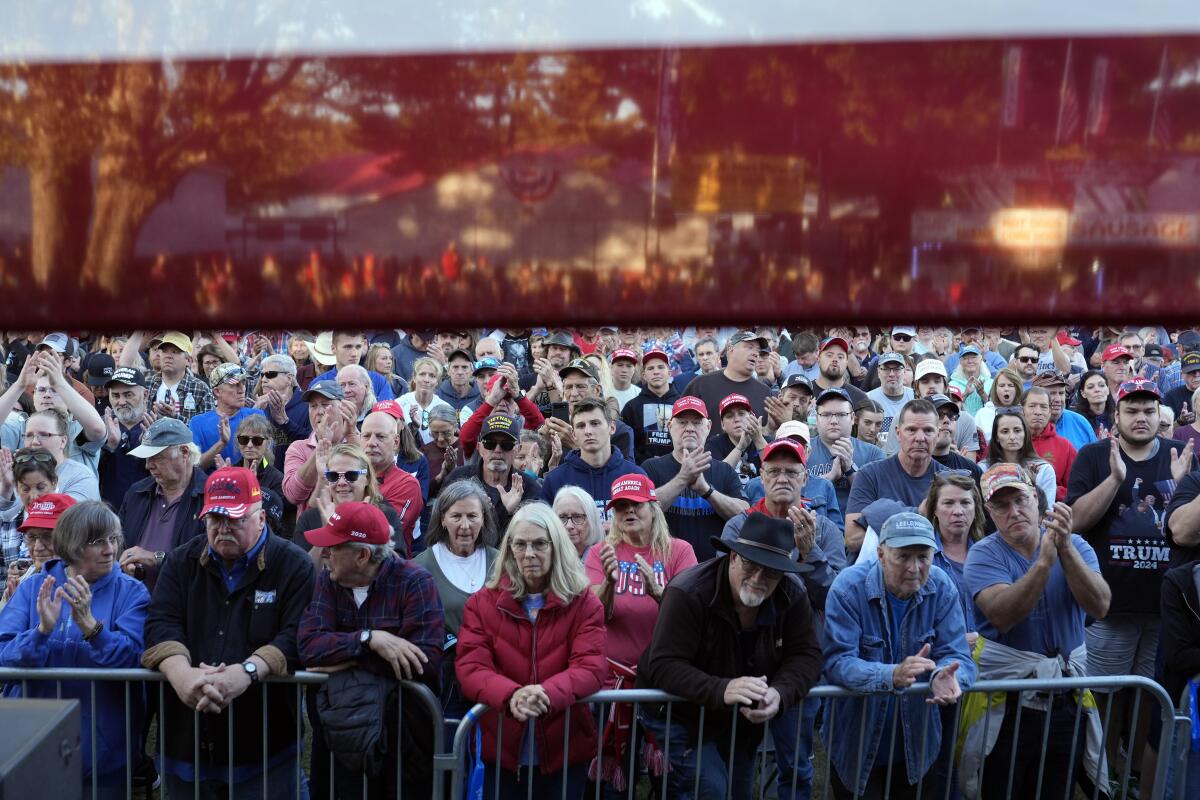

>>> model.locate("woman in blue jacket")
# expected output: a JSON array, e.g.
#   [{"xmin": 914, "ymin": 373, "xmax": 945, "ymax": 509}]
[{"xmin": 0, "ymin": 501, "xmax": 149, "ymax": 798}]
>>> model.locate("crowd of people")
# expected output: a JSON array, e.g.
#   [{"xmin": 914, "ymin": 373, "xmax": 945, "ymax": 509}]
[{"xmin": 0, "ymin": 323, "xmax": 1198, "ymax": 799}]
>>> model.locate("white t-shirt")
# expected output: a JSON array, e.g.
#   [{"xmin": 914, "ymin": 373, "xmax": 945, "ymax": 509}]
[
  {"xmin": 612, "ymin": 385, "xmax": 641, "ymax": 412},
  {"xmin": 431, "ymin": 542, "xmax": 488, "ymax": 594},
  {"xmin": 351, "ymin": 586, "xmax": 370, "ymax": 608},
  {"xmin": 866, "ymin": 387, "xmax": 913, "ymax": 452},
  {"xmin": 395, "ymin": 392, "xmax": 455, "ymax": 444}
]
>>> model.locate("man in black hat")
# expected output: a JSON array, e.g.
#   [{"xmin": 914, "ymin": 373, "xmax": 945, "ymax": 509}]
[
  {"xmin": 84, "ymin": 352, "xmax": 116, "ymax": 414},
  {"xmin": 434, "ymin": 348, "xmax": 481, "ymax": 415},
  {"xmin": 519, "ymin": 330, "xmax": 579, "ymax": 407},
  {"xmin": 638, "ymin": 512, "xmax": 823, "ymax": 799},
  {"xmin": 1164, "ymin": 351, "xmax": 1200, "ymax": 422},
  {"xmin": 99, "ymin": 367, "xmax": 155, "ymax": 510},
  {"xmin": 442, "ymin": 413, "xmax": 540, "ymax": 533},
  {"xmin": 765, "ymin": 374, "xmax": 814, "ymax": 438}
]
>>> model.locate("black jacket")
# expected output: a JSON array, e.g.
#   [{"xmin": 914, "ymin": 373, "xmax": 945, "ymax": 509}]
[
  {"xmin": 117, "ymin": 468, "xmax": 207, "ymax": 551},
  {"xmin": 142, "ymin": 530, "xmax": 317, "ymax": 770},
  {"xmin": 1160, "ymin": 561, "xmax": 1200, "ymax": 709},
  {"xmin": 637, "ymin": 556, "xmax": 823, "ymax": 748}
]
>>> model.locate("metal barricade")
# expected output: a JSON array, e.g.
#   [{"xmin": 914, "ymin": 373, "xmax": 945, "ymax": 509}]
[
  {"xmin": 440, "ymin": 676, "xmax": 1192, "ymax": 800},
  {"xmin": 0, "ymin": 666, "xmax": 443, "ymax": 800}
]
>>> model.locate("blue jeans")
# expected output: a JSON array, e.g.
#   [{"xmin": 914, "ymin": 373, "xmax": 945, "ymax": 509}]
[
  {"xmin": 161, "ymin": 758, "xmax": 308, "ymax": 800},
  {"xmin": 639, "ymin": 712, "xmax": 756, "ymax": 800},
  {"xmin": 769, "ymin": 697, "xmax": 818, "ymax": 800}
]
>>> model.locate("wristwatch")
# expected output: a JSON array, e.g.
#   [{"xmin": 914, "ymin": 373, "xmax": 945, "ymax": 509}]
[
  {"xmin": 358, "ymin": 629, "xmax": 372, "ymax": 647},
  {"xmin": 154, "ymin": 551, "xmax": 166, "ymax": 566},
  {"xmin": 241, "ymin": 661, "xmax": 259, "ymax": 684},
  {"xmin": 699, "ymin": 485, "xmax": 715, "ymax": 499}
]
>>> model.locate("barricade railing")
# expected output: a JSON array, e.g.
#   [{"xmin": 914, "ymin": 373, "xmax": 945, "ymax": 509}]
[
  {"xmin": 439, "ymin": 676, "xmax": 1192, "ymax": 800},
  {"xmin": 0, "ymin": 666, "xmax": 443, "ymax": 800}
]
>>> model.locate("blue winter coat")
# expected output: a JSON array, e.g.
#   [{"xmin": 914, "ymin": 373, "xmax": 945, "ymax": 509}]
[{"xmin": 0, "ymin": 560, "xmax": 149, "ymax": 777}]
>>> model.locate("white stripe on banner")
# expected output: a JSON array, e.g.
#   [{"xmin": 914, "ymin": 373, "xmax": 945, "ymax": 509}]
[{"xmin": 3, "ymin": 1, "xmax": 1198, "ymax": 62}]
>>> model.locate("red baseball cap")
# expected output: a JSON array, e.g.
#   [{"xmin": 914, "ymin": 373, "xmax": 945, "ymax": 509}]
[
  {"xmin": 1103, "ymin": 344, "xmax": 1134, "ymax": 363},
  {"xmin": 762, "ymin": 438, "xmax": 807, "ymax": 465},
  {"xmin": 946, "ymin": 385, "xmax": 965, "ymax": 402},
  {"xmin": 305, "ymin": 501, "xmax": 391, "ymax": 547},
  {"xmin": 18, "ymin": 494, "xmax": 76, "ymax": 531},
  {"xmin": 610, "ymin": 348, "xmax": 640, "ymax": 364},
  {"xmin": 719, "ymin": 393, "xmax": 752, "ymax": 416},
  {"xmin": 819, "ymin": 336, "xmax": 850, "ymax": 354},
  {"xmin": 370, "ymin": 400, "xmax": 405, "ymax": 420},
  {"xmin": 199, "ymin": 467, "xmax": 263, "ymax": 519},
  {"xmin": 642, "ymin": 348, "xmax": 671, "ymax": 367},
  {"xmin": 671, "ymin": 396, "xmax": 708, "ymax": 419},
  {"xmin": 1116, "ymin": 377, "xmax": 1162, "ymax": 403},
  {"xmin": 606, "ymin": 474, "xmax": 657, "ymax": 509},
  {"xmin": 1056, "ymin": 331, "xmax": 1082, "ymax": 347}
]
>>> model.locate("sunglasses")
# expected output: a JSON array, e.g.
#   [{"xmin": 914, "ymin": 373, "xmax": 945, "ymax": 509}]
[
  {"xmin": 891, "ymin": 334, "xmax": 913, "ymax": 342},
  {"xmin": 237, "ymin": 435, "xmax": 267, "ymax": 446},
  {"xmin": 324, "ymin": 469, "xmax": 365, "ymax": 483},
  {"xmin": 994, "ymin": 406, "xmax": 1025, "ymax": 416},
  {"xmin": 262, "ymin": 371, "xmax": 288, "ymax": 380},
  {"xmin": 1017, "ymin": 356, "xmax": 1039, "ymax": 364},
  {"xmin": 14, "ymin": 450, "xmax": 56, "ymax": 464},
  {"xmin": 479, "ymin": 437, "xmax": 516, "ymax": 452}
]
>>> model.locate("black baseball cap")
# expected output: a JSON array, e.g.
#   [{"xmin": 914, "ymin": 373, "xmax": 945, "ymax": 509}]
[{"xmin": 106, "ymin": 366, "xmax": 148, "ymax": 389}]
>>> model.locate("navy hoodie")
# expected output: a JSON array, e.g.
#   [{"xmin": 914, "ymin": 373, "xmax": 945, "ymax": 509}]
[{"xmin": 540, "ymin": 448, "xmax": 647, "ymax": 517}]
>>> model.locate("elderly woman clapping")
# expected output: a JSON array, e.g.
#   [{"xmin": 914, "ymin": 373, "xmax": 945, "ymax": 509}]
[
  {"xmin": 0, "ymin": 501, "xmax": 149, "ymax": 795},
  {"xmin": 456, "ymin": 503, "xmax": 607, "ymax": 797}
]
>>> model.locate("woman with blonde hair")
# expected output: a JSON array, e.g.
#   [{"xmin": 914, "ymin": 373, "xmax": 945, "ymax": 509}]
[
  {"xmin": 583, "ymin": 474, "xmax": 696, "ymax": 792},
  {"xmin": 365, "ymin": 343, "xmax": 408, "ymax": 399},
  {"xmin": 293, "ymin": 443, "xmax": 404, "ymax": 561},
  {"xmin": 397, "ymin": 356, "xmax": 455, "ymax": 444},
  {"xmin": 456, "ymin": 503, "xmax": 607, "ymax": 797}
]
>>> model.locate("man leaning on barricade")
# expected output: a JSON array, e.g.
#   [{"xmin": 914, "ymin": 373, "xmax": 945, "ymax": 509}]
[
  {"xmin": 822, "ymin": 511, "xmax": 975, "ymax": 800},
  {"xmin": 141, "ymin": 465, "xmax": 316, "ymax": 799},
  {"xmin": 962, "ymin": 462, "xmax": 1112, "ymax": 799},
  {"xmin": 637, "ymin": 511, "xmax": 823, "ymax": 799}
]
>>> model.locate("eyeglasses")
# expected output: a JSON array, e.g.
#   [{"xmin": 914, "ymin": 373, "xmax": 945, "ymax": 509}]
[
  {"xmin": 762, "ymin": 467, "xmax": 805, "ymax": 479},
  {"xmin": 324, "ymin": 469, "xmax": 364, "ymax": 483},
  {"xmin": 739, "ymin": 559, "xmax": 783, "ymax": 581},
  {"xmin": 262, "ymin": 371, "xmax": 287, "ymax": 380},
  {"xmin": 1017, "ymin": 356, "xmax": 1039, "ymax": 364},
  {"xmin": 86, "ymin": 534, "xmax": 121, "ymax": 546},
  {"xmin": 816, "ymin": 412, "xmax": 852, "ymax": 420},
  {"xmin": 23, "ymin": 431, "xmax": 63, "ymax": 441},
  {"xmin": 879, "ymin": 365, "xmax": 904, "ymax": 373},
  {"xmin": 22, "ymin": 532, "xmax": 53, "ymax": 546},
  {"xmin": 510, "ymin": 538, "xmax": 551, "ymax": 554},
  {"xmin": 14, "ymin": 450, "xmax": 56, "ymax": 465},
  {"xmin": 557, "ymin": 513, "xmax": 587, "ymax": 526},
  {"xmin": 985, "ymin": 492, "xmax": 1034, "ymax": 514},
  {"xmin": 479, "ymin": 438, "xmax": 516, "ymax": 452},
  {"xmin": 237, "ymin": 435, "xmax": 267, "ymax": 446}
]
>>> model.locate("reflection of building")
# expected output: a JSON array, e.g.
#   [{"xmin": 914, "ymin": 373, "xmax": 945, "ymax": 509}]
[
  {"xmin": 912, "ymin": 158, "xmax": 1200, "ymax": 250},
  {"xmin": 254, "ymin": 147, "xmax": 712, "ymax": 269},
  {"xmin": 0, "ymin": 165, "xmax": 228, "ymax": 258}
]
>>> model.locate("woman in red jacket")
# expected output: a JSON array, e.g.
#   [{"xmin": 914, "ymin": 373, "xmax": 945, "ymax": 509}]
[{"xmin": 456, "ymin": 501, "xmax": 607, "ymax": 798}]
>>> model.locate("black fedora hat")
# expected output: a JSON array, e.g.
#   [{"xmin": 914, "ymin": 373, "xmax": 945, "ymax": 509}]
[{"xmin": 711, "ymin": 512, "xmax": 811, "ymax": 574}]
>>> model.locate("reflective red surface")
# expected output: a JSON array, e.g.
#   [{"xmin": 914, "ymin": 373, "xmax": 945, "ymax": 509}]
[{"xmin": 1, "ymin": 34, "xmax": 1198, "ymax": 328}]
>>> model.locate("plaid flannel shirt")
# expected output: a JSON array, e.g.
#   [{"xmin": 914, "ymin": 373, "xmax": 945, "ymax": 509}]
[
  {"xmin": 297, "ymin": 555, "xmax": 445, "ymax": 690},
  {"xmin": 146, "ymin": 371, "xmax": 215, "ymax": 424}
]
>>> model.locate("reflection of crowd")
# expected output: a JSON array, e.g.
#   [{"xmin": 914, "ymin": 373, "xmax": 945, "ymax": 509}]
[{"xmin": 2, "ymin": 322, "xmax": 1200, "ymax": 797}]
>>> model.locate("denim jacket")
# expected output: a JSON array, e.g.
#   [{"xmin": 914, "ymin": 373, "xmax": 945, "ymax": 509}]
[{"xmin": 821, "ymin": 560, "xmax": 976, "ymax": 795}]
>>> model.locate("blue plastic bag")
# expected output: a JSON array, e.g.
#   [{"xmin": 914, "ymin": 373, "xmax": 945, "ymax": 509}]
[
  {"xmin": 466, "ymin": 712, "xmax": 484, "ymax": 800},
  {"xmin": 1190, "ymin": 679, "xmax": 1200, "ymax": 754}
]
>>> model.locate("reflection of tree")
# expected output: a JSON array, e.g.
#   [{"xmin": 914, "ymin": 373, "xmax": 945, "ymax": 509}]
[{"xmin": 0, "ymin": 65, "xmax": 102, "ymax": 287}]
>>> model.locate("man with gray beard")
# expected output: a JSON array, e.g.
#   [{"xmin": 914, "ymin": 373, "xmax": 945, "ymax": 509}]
[{"xmin": 98, "ymin": 367, "xmax": 156, "ymax": 509}]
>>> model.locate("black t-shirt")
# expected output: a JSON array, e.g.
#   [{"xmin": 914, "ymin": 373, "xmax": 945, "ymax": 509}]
[
  {"xmin": 932, "ymin": 451, "xmax": 983, "ymax": 485},
  {"xmin": 642, "ymin": 453, "xmax": 745, "ymax": 561},
  {"xmin": 681, "ymin": 370, "xmax": 773, "ymax": 422},
  {"xmin": 705, "ymin": 432, "xmax": 762, "ymax": 491},
  {"xmin": 1165, "ymin": 470, "xmax": 1200, "ymax": 568},
  {"xmin": 1164, "ymin": 385, "xmax": 1194, "ymax": 419},
  {"xmin": 1066, "ymin": 437, "xmax": 1196, "ymax": 614}
]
